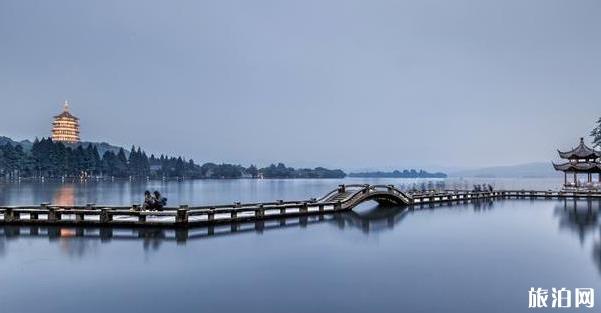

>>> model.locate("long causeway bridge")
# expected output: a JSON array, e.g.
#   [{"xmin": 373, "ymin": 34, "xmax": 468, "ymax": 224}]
[{"xmin": 1, "ymin": 184, "xmax": 600, "ymax": 228}]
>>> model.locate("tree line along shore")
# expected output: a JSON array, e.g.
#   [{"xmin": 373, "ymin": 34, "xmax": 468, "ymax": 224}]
[
  {"xmin": 0, "ymin": 137, "xmax": 447, "ymax": 180},
  {"xmin": 0, "ymin": 138, "xmax": 346, "ymax": 179}
]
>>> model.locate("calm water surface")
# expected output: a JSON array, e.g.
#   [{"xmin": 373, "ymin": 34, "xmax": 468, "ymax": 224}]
[
  {"xmin": 0, "ymin": 177, "xmax": 562, "ymax": 206},
  {"xmin": 1, "ymin": 178, "xmax": 599, "ymax": 313}
]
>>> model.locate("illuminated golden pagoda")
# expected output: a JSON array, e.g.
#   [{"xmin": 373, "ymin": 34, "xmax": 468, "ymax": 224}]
[{"xmin": 51, "ymin": 100, "xmax": 80, "ymax": 143}]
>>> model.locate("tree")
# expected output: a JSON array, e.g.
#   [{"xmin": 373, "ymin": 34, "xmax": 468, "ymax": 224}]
[
  {"xmin": 592, "ymin": 117, "xmax": 601, "ymax": 148},
  {"xmin": 115, "ymin": 148, "xmax": 129, "ymax": 176},
  {"xmin": 102, "ymin": 151, "xmax": 117, "ymax": 176},
  {"xmin": 247, "ymin": 165, "xmax": 258, "ymax": 178}
]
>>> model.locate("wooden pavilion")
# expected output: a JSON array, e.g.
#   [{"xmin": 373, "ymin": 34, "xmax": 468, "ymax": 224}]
[{"xmin": 553, "ymin": 137, "xmax": 601, "ymax": 189}]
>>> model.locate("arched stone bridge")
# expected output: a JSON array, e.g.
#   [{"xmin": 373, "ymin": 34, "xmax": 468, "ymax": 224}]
[{"xmin": 317, "ymin": 184, "xmax": 413, "ymax": 210}]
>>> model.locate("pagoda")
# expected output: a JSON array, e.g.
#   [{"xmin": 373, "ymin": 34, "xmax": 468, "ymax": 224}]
[
  {"xmin": 51, "ymin": 100, "xmax": 80, "ymax": 143},
  {"xmin": 553, "ymin": 137, "xmax": 601, "ymax": 190}
]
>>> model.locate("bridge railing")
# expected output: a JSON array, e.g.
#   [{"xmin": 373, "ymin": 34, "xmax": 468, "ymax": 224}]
[
  {"xmin": 333, "ymin": 184, "xmax": 412, "ymax": 207},
  {"xmin": 3, "ymin": 187, "xmax": 601, "ymax": 227},
  {"xmin": 0, "ymin": 199, "xmax": 345, "ymax": 226}
]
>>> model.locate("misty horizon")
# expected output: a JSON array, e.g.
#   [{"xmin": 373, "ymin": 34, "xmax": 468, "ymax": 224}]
[{"xmin": 1, "ymin": 1, "xmax": 600, "ymax": 171}]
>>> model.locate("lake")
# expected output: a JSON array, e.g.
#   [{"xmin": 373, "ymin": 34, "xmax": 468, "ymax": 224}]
[
  {"xmin": 1, "ymin": 177, "xmax": 599, "ymax": 313},
  {"xmin": 0, "ymin": 177, "xmax": 563, "ymax": 206}
]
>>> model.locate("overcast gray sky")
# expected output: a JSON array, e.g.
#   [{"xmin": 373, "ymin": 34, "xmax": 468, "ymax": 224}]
[{"xmin": 0, "ymin": 0, "xmax": 600, "ymax": 170}]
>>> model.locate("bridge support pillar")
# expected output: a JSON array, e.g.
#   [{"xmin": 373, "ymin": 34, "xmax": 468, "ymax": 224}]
[
  {"xmin": 5, "ymin": 208, "xmax": 18, "ymax": 222},
  {"xmin": 176, "ymin": 205, "xmax": 189, "ymax": 224},
  {"xmin": 100, "ymin": 209, "xmax": 112, "ymax": 223},
  {"xmin": 47, "ymin": 206, "xmax": 59, "ymax": 222},
  {"xmin": 75, "ymin": 213, "xmax": 84, "ymax": 222},
  {"xmin": 334, "ymin": 201, "xmax": 342, "ymax": 211},
  {"xmin": 255, "ymin": 205, "xmax": 265, "ymax": 218},
  {"xmin": 299, "ymin": 203, "xmax": 308, "ymax": 214}
]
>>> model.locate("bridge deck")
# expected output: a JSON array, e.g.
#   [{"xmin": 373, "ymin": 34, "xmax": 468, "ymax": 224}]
[{"xmin": 0, "ymin": 185, "xmax": 600, "ymax": 228}]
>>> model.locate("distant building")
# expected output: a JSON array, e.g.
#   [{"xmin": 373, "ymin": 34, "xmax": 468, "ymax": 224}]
[{"xmin": 51, "ymin": 100, "xmax": 80, "ymax": 143}]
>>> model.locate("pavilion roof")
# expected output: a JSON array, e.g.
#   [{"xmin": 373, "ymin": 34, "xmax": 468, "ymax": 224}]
[
  {"xmin": 557, "ymin": 137, "xmax": 600, "ymax": 159},
  {"xmin": 553, "ymin": 161, "xmax": 601, "ymax": 173}
]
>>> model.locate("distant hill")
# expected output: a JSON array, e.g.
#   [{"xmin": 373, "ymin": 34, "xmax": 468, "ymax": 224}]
[
  {"xmin": 349, "ymin": 169, "xmax": 447, "ymax": 178},
  {"xmin": 0, "ymin": 136, "xmax": 33, "ymax": 151},
  {"xmin": 71, "ymin": 141, "xmax": 129, "ymax": 157},
  {"xmin": 449, "ymin": 162, "xmax": 561, "ymax": 178}
]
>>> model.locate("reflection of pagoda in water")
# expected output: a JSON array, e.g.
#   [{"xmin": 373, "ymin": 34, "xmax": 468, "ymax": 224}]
[
  {"xmin": 593, "ymin": 237, "xmax": 601, "ymax": 275},
  {"xmin": 553, "ymin": 138, "xmax": 601, "ymax": 190},
  {"xmin": 51, "ymin": 100, "xmax": 80, "ymax": 143},
  {"xmin": 53, "ymin": 185, "xmax": 76, "ymax": 206},
  {"xmin": 554, "ymin": 199, "xmax": 601, "ymax": 275},
  {"xmin": 554, "ymin": 199, "xmax": 600, "ymax": 244}
]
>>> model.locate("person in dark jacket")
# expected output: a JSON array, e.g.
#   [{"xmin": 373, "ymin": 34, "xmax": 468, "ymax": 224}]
[
  {"xmin": 153, "ymin": 191, "xmax": 167, "ymax": 211},
  {"xmin": 142, "ymin": 190, "xmax": 153, "ymax": 211}
]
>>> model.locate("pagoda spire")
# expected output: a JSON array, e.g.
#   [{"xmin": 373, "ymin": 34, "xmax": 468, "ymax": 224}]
[{"xmin": 63, "ymin": 100, "xmax": 69, "ymax": 111}]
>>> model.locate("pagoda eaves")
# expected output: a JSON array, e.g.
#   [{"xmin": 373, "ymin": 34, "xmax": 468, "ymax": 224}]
[{"xmin": 557, "ymin": 137, "xmax": 600, "ymax": 160}]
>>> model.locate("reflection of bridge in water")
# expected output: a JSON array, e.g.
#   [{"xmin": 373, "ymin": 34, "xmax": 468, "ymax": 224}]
[
  {"xmin": 0, "ymin": 198, "xmax": 496, "ymax": 256},
  {"xmin": 0, "ymin": 207, "xmax": 408, "ymax": 247},
  {"xmin": 2, "ymin": 198, "xmax": 599, "ymax": 277}
]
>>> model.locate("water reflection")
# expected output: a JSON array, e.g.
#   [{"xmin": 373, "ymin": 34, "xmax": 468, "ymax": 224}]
[
  {"xmin": 554, "ymin": 199, "xmax": 600, "ymax": 244},
  {"xmin": 53, "ymin": 184, "xmax": 76, "ymax": 206},
  {"xmin": 594, "ymin": 238, "xmax": 601, "ymax": 275},
  {"xmin": 0, "ymin": 198, "xmax": 502, "ymax": 259},
  {"xmin": 0, "ymin": 206, "xmax": 409, "ymax": 257},
  {"xmin": 554, "ymin": 199, "xmax": 601, "ymax": 276},
  {"xmin": 0, "ymin": 177, "xmax": 563, "ymax": 206},
  {"xmin": 2, "ymin": 199, "xmax": 599, "ymax": 268}
]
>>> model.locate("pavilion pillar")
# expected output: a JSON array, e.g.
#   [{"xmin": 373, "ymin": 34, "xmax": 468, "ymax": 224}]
[
  {"xmin": 588, "ymin": 173, "xmax": 592, "ymax": 183},
  {"xmin": 574, "ymin": 172, "xmax": 577, "ymax": 187},
  {"xmin": 598, "ymin": 173, "xmax": 601, "ymax": 182},
  {"xmin": 564, "ymin": 172, "xmax": 567, "ymax": 186}
]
